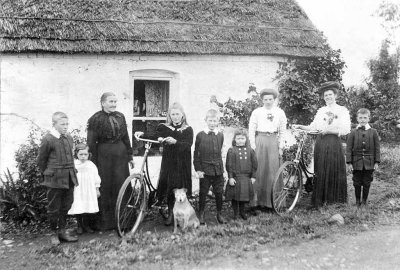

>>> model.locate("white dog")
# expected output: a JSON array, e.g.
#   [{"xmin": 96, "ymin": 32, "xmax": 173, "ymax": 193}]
[{"xmin": 173, "ymin": 188, "xmax": 200, "ymax": 233}]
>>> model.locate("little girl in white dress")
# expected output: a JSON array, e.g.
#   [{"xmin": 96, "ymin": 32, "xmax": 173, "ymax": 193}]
[{"xmin": 68, "ymin": 143, "xmax": 101, "ymax": 234}]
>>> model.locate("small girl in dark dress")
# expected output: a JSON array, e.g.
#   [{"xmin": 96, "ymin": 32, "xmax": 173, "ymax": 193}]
[{"xmin": 225, "ymin": 128, "xmax": 257, "ymax": 220}]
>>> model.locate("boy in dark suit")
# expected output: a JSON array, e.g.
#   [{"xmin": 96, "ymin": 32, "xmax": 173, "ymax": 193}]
[
  {"xmin": 346, "ymin": 108, "xmax": 380, "ymax": 207},
  {"xmin": 37, "ymin": 112, "xmax": 78, "ymax": 245},
  {"xmin": 194, "ymin": 109, "xmax": 226, "ymax": 225}
]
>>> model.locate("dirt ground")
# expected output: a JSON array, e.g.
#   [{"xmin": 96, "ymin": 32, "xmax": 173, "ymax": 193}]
[
  {"xmin": 196, "ymin": 224, "xmax": 400, "ymax": 270},
  {"xmin": 1, "ymin": 222, "xmax": 400, "ymax": 269}
]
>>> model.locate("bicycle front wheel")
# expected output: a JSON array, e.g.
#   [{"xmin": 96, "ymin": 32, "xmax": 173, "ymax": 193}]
[
  {"xmin": 115, "ymin": 174, "xmax": 147, "ymax": 237},
  {"xmin": 271, "ymin": 161, "xmax": 302, "ymax": 215}
]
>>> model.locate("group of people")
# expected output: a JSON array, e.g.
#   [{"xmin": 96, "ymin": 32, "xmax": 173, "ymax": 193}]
[{"xmin": 37, "ymin": 81, "xmax": 381, "ymax": 245}]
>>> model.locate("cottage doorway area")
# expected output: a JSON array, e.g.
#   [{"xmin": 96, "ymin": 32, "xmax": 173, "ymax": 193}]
[
  {"xmin": 133, "ymin": 80, "xmax": 170, "ymax": 118},
  {"xmin": 132, "ymin": 79, "xmax": 170, "ymax": 156}
]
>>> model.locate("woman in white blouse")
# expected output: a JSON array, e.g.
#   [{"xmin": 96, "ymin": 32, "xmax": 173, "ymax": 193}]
[
  {"xmin": 248, "ymin": 88, "xmax": 287, "ymax": 211},
  {"xmin": 293, "ymin": 81, "xmax": 350, "ymax": 208}
]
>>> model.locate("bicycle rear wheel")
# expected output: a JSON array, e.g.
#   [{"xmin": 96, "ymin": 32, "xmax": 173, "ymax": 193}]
[
  {"xmin": 271, "ymin": 161, "xmax": 302, "ymax": 215},
  {"xmin": 115, "ymin": 174, "xmax": 147, "ymax": 237}
]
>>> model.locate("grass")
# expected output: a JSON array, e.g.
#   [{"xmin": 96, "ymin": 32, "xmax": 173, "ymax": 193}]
[{"xmin": 3, "ymin": 143, "xmax": 400, "ymax": 269}]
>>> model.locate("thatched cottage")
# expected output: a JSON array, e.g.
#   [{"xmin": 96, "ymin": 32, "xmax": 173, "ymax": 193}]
[{"xmin": 0, "ymin": 0, "xmax": 325, "ymax": 170}]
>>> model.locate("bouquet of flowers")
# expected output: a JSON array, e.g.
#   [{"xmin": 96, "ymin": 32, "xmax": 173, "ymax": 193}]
[{"xmin": 323, "ymin": 111, "xmax": 338, "ymax": 125}]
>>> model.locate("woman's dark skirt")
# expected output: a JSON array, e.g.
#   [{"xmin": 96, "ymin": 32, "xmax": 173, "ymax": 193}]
[
  {"xmin": 312, "ymin": 134, "xmax": 347, "ymax": 207},
  {"xmin": 97, "ymin": 141, "xmax": 130, "ymax": 230}
]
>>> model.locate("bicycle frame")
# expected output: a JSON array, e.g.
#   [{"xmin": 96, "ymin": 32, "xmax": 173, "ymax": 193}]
[
  {"xmin": 292, "ymin": 129, "xmax": 318, "ymax": 177},
  {"xmin": 139, "ymin": 139, "xmax": 159, "ymax": 191}
]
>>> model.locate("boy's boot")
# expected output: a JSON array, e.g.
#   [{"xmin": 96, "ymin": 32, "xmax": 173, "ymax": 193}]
[
  {"xmin": 198, "ymin": 193, "xmax": 206, "ymax": 225},
  {"xmin": 355, "ymin": 186, "xmax": 362, "ymax": 207},
  {"xmin": 216, "ymin": 193, "xmax": 227, "ymax": 224},
  {"xmin": 362, "ymin": 185, "xmax": 370, "ymax": 206},
  {"xmin": 82, "ymin": 214, "xmax": 94, "ymax": 233},
  {"xmin": 239, "ymin": 202, "xmax": 248, "ymax": 220},
  {"xmin": 248, "ymin": 206, "xmax": 258, "ymax": 216},
  {"xmin": 75, "ymin": 215, "xmax": 83, "ymax": 235},
  {"xmin": 58, "ymin": 229, "xmax": 78, "ymax": 242},
  {"xmin": 49, "ymin": 218, "xmax": 60, "ymax": 246},
  {"xmin": 164, "ymin": 196, "xmax": 174, "ymax": 226},
  {"xmin": 58, "ymin": 215, "xmax": 78, "ymax": 242},
  {"xmin": 232, "ymin": 200, "xmax": 239, "ymax": 220}
]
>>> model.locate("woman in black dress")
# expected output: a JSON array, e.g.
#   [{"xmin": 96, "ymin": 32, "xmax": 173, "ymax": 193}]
[
  {"xmin": 293, "ymin": 82, "xmax": 351, "ymax": 207},
  {"xmin": 136, "ymin": 102, "xmax": 193, "ymax": 226},
  {"xmin": 87, "ymin": 92, "xmax": 134, "ymax": 230}
]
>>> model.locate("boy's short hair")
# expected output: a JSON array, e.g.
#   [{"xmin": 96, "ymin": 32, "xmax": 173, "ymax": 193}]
[
  {"xmin": 205, "ymin": 109, "xmax": 219, "ymax": 120},
  {"xmin": 52, "ymin": 112, "xmax": 68, "ymax": 125},
  {"xmin": 357, "ymin": 108, "xmax": 371, "ymax": 117}
]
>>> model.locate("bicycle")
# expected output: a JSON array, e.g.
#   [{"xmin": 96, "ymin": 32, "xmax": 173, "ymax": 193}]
[
  {"xmin": 271, "ymin": 129, "xmax": 319, "ymax": 215},
  {"xmin": 115, "ymin": 137, "xmax": 165, "ymax": 237}
]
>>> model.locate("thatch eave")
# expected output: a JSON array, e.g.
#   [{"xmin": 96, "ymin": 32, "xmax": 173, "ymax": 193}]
[{"xmin": 0, "ymin": 0, "xmax": 327, "ymax": 58}]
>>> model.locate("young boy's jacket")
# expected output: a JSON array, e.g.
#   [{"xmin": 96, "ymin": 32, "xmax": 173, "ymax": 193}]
[
  {"xmin": 193, "ymin": 130, "xmax": 224, "ymax": 176},
  {"xmin": 37, "ymin": 132, "xmax": 78, "ymax": 189},
  {"xmin": 346, "ymin": 124, "xmax": 380, "ymax": 170}
]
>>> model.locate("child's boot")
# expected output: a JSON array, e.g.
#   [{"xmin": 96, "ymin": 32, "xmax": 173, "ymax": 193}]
[
  {"xmin": 232, "ymin": 200, "xmax": 238, "ymax": 220},
  {"xmin": 75, "ymin": 215, "xmax": 83, "ymax": 235},
  {"xmin": 216, "ymin": 193, "xmax": 227, "ymax": 224},
  {"xmin": 164, "ymin": 196, "xmax": 174, "ymax": 226},
  {"xmin": 216, "ymin": 212, "xmax": 227, "ymax": 224},
  {"xmin": 50, "ymin": 231, "xmax": 61, "ymax": 246},
  {"xmin": 49, "ymin": 217, "xmax": 60, "ymax": 245},
  {"xmin": 239, "ymin": 202, "xmax": 248, "ymax": 220},
  {"xmin": 58, "ymin": 215, "xmax": 78, "ymax": 242},
  {"xmin": 58, "ymin": 229, "xmax": 78, "ymax": 242},
  {"xmin": 354, "ymin": 186, "xmax": 362, "ymax": 207},
  {"xmin": 82, "ymin": 214, "xmax": 94, "ymax": 233},
  {"xmin": 362, "ymin": 185, "xmax": 370, "ymax": 207},
  {"xmin": 198, "ymin": 193, "xmax": 206, "ymax": 225},
  {"xmin": 199, "ymin": 211, "xmax": 205, "ymax": 225}
]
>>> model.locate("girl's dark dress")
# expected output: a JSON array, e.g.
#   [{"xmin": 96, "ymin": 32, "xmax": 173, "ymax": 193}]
[
  {"xmin": 154, "ymin": 123, "xmax": 193, "ymax": 202},
  {"xmin": 87, "ymin": 110, "xmax": 132, "ymax": 230},
  {"xmin": 225, "ymin": 146, "xmax": 257, "ymax": 202}
]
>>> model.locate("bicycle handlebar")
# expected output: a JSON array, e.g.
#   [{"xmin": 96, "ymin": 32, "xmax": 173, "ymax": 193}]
[
  {"xmin": 135, "ymin": 137, "xmax": 161, "ymax": 144},
  {"xmin": 291, "ymin": 128, "xmax": 320, "ymax": 135}
]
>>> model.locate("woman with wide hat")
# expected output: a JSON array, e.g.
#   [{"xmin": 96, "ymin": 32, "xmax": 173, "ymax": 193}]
[{"xmin": 293, "ymin": 81, "xmax": 351, "ymax": 208}]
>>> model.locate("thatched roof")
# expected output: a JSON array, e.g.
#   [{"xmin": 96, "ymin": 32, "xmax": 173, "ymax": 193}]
[{"xmin": 0, "ymin": 0, "xmax": 326, "ymax": 57}]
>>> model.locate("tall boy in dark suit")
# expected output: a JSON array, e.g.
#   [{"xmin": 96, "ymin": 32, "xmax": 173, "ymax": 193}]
[
  {"xmin": 37, "ymin": 112, "xmax": 78, "ymax": 245},
  {"xmin": 194, "ymin": 109, "xmax": 227, "ymax": 225},
  {"xmin": 346, "ymin": 108, "xmax": 380, "ymax": 207}
]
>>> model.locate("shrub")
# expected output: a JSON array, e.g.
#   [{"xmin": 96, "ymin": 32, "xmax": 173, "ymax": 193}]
[
  {"xmin": 1, "ymin": 126, "xmax": 47, "ymax": 224},
  {"xmin": 217, "ymin": 85, "xmax": 262, "ymax": 128}
]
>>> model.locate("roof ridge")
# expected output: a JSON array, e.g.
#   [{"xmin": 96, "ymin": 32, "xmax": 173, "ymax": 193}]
[{"xmin": 0, "ymin": 16, "xmax": 318, "ymax": 32}]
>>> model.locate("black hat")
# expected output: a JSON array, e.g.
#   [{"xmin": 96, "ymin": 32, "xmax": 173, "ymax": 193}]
[
  {"xmin": 259, "ymin": 88, "xmax": 278, "ymax": 99},
  {"xmin": 318, "ymin": 81, "xmax": 340, "ymax": 95}
]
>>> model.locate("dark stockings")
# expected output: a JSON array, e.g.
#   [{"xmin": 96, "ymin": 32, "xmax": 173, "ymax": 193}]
[
  {"xmin": 362, "ymin": 185, "xmax": 370, "ymax": 204},
  {"xmin": 355, "ymin": 185, "xmax": 370, "ymax": 206},
  {"xmin": 355, "ymin": 186, "xmax": 362, "ymax": 205}
]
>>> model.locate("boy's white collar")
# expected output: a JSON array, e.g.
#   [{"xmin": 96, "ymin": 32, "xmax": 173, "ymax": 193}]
[
  {"xmin": 357, "ymin": 123, "xmax": 371, "ymax": 130},
  {"xmin": 204, "ymin": 128, "xmax": 219, "ymax": 134},
  {"xmin": 50, "ymin": 128, "xmax": 62, "ymax": 138}
]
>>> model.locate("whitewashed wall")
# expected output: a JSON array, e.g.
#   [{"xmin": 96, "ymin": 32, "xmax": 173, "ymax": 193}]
[{"xmin": 0, "ymin": 53, "xmax": 284, "ymax": 173}]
